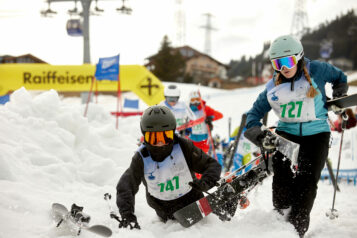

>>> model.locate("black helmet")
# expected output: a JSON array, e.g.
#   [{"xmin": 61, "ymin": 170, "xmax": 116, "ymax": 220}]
[{"xmin": 140, "ymin": 105, "xmax": 176, "ymax": 133}]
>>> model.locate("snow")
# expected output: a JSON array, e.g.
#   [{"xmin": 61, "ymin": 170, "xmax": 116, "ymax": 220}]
[
  {"xmin": 0, "ymin": 83, "xmax": 356, "ymax": 238},
  {"xmin": 347, "ymin": 71, "xmax": 357, "ymax": 83}
]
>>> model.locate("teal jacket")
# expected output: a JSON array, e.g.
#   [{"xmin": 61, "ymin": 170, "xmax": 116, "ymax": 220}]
[{"xmin": 246, "ymin": 58, "xmax": 347, "ymax": 136}]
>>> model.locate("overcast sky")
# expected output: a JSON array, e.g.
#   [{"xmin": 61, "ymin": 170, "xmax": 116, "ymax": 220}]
[{"xmin": 0, "ymin": 0, "xmax": 357, "ymax": 65}]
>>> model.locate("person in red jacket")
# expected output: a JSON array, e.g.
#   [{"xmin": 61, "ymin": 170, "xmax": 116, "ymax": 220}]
[{"xmin": 188, "ymin": 90, "xmax": 223, "ymax": 154}]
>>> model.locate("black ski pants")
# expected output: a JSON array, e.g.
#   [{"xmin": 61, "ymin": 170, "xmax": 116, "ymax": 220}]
[
  {"xmin": 272, "ymin": 131, "xmax": 330, "ymax": 237},
  {"xmin": 146, "ymin": 188, "xmax": 204, "ymax": 222}
]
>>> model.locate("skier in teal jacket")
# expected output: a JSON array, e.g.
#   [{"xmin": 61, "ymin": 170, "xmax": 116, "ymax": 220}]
[{"xmin": 244, "ymin": 35, "xmax": 348, "ymax": 237}]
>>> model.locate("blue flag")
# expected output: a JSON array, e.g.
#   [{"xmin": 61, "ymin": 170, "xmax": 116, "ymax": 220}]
[
  {"xmin": 95, "ymin": 55, "xmax": 120, "ymax": 81},
  {"xmin": 123, "ymin": 98, "xmax": 139, "ymax": 109},
  {"xmin": 0, "ymin": 94, "xmax": 10, "ymax": 104}
]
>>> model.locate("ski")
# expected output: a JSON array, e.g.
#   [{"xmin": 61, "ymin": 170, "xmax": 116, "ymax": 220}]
[
  {"xmin": 51, "ymin": 203, "xmax": 112, "ymax": 237},
  {"xmin": 223, "ymin": 113, "xmax": 247, "ymax": 173},
  {"xmin": 260, "ymin": 128, "xmax": 300, "ymax": 171},
  {"xmin": 173, "ymin": 155, "xmax": 270, "ymax": 228},
  {"xmin": 273, "ymin": 132, "xmax": 300, "ymax": 170},
  {"xmin": 220, "ymin": 155, "xmax": 262, "ymax": 184},
  {"xmin": 327, "ymin": 93, "xmax": 357, "ymax": 111},
  {"xmin": 176, "ymin": 116, "xmax": 205, "ymax": 131}
]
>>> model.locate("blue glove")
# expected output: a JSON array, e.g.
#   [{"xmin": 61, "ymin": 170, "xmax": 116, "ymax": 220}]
[{"xmin": 185, "ymin": 128, "xmax": 192, "ymax": 136}]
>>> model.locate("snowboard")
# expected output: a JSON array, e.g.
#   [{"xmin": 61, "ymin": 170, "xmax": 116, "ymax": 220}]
[
  {"xmin": 327, "ymin": 93, "xmax": 357, "ymax": 111},
  {"xmin": 176, "ymin": 116, "xmax": 205, "ymax": 131},
  {"xmin": 173, "ymin": 155, "xmax": 269, "ymax": 228},
  {"xmin": 51, "ymin": 203, "xmax": 112, "ymax": 237}
]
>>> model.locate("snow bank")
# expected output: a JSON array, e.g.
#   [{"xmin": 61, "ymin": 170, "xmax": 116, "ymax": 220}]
[{"xmin": 0, "ymin": 86, "xmax": 356, "ymax": 238}]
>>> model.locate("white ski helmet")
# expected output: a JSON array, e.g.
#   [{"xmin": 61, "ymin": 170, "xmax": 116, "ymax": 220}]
[
  {"xmin": 189, "ymin": 90, "xmax": 200, "ymax": 99},
  {"xmin": 164, "ymin": 85, "xmax": 180, "ymax": 97},
  {"xmin": 269, "ymin": 35, "xmax": 304, "ymax": 60}
]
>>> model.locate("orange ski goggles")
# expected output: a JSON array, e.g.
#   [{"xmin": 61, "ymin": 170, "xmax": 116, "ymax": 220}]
[
  {"xmin": 190, "ymin": 97, "xmax": 201, "ymax": 104},
  {"xmin": 144, "ymin": 130, "xmax": 174, "ymax": 146}
]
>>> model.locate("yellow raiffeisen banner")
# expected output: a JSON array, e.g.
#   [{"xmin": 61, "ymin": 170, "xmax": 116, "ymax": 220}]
[{"xmin": 0, "ymin": 64, "xmax": 164, "ymax": 106}]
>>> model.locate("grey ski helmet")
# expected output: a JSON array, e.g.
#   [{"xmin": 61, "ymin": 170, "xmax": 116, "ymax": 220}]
[
  {"xmin": 140, "ymin": 105, "xmax": 176, "ymax": 133},
  {"xmin": 269, "ymin": 35, "xmax": 304, "ymax": 60}
]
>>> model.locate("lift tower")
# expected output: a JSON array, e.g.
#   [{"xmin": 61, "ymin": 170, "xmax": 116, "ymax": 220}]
[
  {"xmin": 41, "ymin": 0, "xmax": 132, "ymax": 64},
  {"xmin": 175, "ymin": 0, "xmax": 186, "ymax": 47},
  {"xmin": 200, "ymin": 13, "xmax": 217, "ymax": 55},
  {"xmin": 290, "ymin": 0, "xmax": 309, "ymax": 39}
]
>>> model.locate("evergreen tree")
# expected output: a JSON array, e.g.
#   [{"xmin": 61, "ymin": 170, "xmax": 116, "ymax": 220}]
[
  {"xmin": 150, "ymin": 36, "xmax": 185, "ymax": 82},
  {"xmin": 228, "ymin": 9, "xmax": 357, "ymax": 80},
  {"xmin": 301, "ymin": 10, "xmax": 357, "ymax": 68}
]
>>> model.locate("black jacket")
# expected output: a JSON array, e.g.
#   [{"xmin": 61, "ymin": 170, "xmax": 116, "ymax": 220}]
[{"xmin": 116, "ymin": 135, "xmax": 221, "ymax": 220}]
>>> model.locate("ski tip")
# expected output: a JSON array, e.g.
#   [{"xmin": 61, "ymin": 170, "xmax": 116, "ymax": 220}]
[
  {"xmin": 87, "ymin": 225, "xmax": 113, "ymax": 237},
  {"xmin": 173, "ymin": 212, "xmax": 197, "ymax": 228},
  {"xmin": 52, "ymin": 203, "xmax": 68, "ymax": 212}
]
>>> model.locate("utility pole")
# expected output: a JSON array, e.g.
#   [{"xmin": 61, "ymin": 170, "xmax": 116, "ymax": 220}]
[
  {"xmin": 200, "ymin": 13, "xmax": 217, "ymax": 55},
  {"xmin": 175, "ymin": 0, "xmax": 186, "ymax": 47},
  {"xmin": 290, "ymin": 0, "xmax": 309, "ymax": 39},
  {"xmin": 40, "ymin": 0, "xmax": 132, "ymax": 64}
]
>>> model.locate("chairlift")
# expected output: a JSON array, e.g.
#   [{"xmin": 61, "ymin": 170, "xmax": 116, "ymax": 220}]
[
  {"xmin": 68, "ymin": 0, "xmax": 79, "ymax": 15},
  {"xmin": 40, "ymin": 1, "xmax": 57, "ymax": 17},
  {"xmin": 66, "ymin": 19, "xmax": 83, "ymax": 37},
  {"xmin": 94, "ymin": 0, "xmax": 104, "ymax": 13},
  {"xmin": 116, "ymin": 0, "xmax": 132, "ymax": 15}
]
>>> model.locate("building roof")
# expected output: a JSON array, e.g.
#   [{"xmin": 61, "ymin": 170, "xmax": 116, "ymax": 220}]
[
  {"xmin": 0, "ymin": 54, "xmax": 47, "ymax": 64},
  {"xmin": 176, "ymin": 45, "xmax": 226, "ymax": 67},
  {"xmin": 145, "ymin": 45, "xmax": 226, "ymax": 68}
]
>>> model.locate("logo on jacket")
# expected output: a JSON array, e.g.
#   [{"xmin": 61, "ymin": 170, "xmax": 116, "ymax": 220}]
[
  {"xmin": 148, "ymin": 172, "xmax": 155, "ymax": 180},
  {"xmin": 271, "ymin": 92, "xmax": 279, "ymax": 101}
]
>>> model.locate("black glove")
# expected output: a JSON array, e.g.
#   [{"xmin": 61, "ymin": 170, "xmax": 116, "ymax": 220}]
[
  {"xmin": 189, "ymin": 179, "xmax": 214, "ymax": 192},
  {"xmin": 259, "ymin": 130, "xmax": 278, "ymax": 151},
  {"xmin": 244, "ymin": 126, "xmax": 263, "ymax": 146},
  {"xmin": 244, "ymin": 126, "xmax": 277, "ymax": 151},
  {"xmin": 332, "ymin": 83, "xmax": 348, "ymax": 99},
  {"xmin": 119, "ymin": 213, "xmax": 140, "ymax": 230},
  {"xmin": 205, "ymin": 117, "xmax": 213, "ymax": 131}
]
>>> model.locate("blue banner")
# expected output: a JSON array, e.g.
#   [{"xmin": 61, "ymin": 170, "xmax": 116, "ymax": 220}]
[
  {"xmin": 123, "ymin": 98, "xmax": 139, "ymax": 109},
  {"xmin": 95, "ymin": 55, "xmax": 120, "ymax": 81}
]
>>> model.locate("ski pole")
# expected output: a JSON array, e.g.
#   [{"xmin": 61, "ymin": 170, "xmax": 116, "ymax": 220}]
[
  {"xmin": 197, "ymin": 89, "xmax": 218, "ymax": 161},
  {"xmin": 104, "ymin": 193, "xmax": 121, "ymax": 223},
  {"xmin": 223, "ymin": 113, "xmax": 247, "ymax": 173},
  {"xmin": 326, "ymin": 111, "xmax": 347, "ymax": 219},
  {"xmin": 228, "ymin": 117, "xmax": 231, "ymax": 140}
]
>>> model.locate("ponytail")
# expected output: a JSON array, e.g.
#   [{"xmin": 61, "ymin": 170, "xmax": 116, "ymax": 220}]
[{"xmin": 303, "ymin": 66, "xmax": 319, "ymax": 98}]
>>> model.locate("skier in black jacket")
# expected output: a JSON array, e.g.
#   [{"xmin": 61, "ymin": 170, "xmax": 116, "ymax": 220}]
[{"xmin": 116, "ymin": 105, "xmax": 221, "ymax": 229}]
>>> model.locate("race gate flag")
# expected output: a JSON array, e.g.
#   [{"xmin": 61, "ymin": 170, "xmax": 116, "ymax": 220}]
[
  {"xmin": 123, "ymin": 98, "xmax": 139, "ymax": 109},
  {"xmin": 0, "ymin": 94, "xmax": 10, "ymax": 104},
  {"xmin": 95, "ymin": 55, "xmax": 120, "ymax": 81}
]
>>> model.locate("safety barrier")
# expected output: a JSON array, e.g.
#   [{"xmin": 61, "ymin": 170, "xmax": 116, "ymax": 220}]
[{"xmin": 320, "ymin": 168, "xmax": 357, "ymax": 186}]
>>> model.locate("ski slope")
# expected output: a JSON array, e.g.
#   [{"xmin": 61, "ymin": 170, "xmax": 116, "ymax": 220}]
[{"xmin": 0, "ymin": 83, "xmax": 356, "ymax": 238}]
